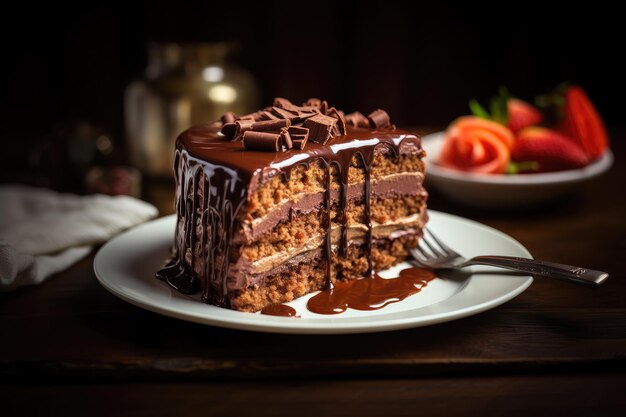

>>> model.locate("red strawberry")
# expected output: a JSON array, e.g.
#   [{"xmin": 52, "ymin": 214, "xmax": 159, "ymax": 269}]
[
  {"xmin": 512, "ymin": 127, "xmax": 589, "ymax": 172},
  {"xmin": 507, "ymin": 99, "xmax": 543, "ymax": 132},
  {"xmin": 559, "ymin": 85, "xmax": 609, "ymax": 159}
]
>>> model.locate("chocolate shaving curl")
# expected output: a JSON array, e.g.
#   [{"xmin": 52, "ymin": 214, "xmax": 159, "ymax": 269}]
[
  {"xmin": 280, "ymin": 128, "xmax": 293, "ymax": 150},
  {"xmin": 326, "ymin": 107, "xmax": 347, "ymax": 136},
  {"xmin": 235, "ymin": 119, "xmax": 255, "ymax": 137},
  {"xmin": 258, "ymin": 110, "xmax": 280, "ymax": 121},
  {"xmin": 345, "ymin": 111, "xmax": 370, "ymax": 128},
  {"xmin": 273, "ymin": 97, "xmax": 293, "ymax": 109},
  {"xmin": 220, "ymin": 122, "xmax": 237, "ymax": 139},
  {"xmin": 320, "ymin": 100, "xmax": 329, "ymax": 114},
  {"xmin": 293, "ymin": 138, "xmax": 307, "ymax": 149},
  {"xmin": 304, "ymin": 98, "xmax": 321, "ymax": 108},
  {"xmin": 289, "ymin": 126, "xmax": 309, "ymax": 149},
  {"xmin": 367, "ymin": 109, "xmax": 391, "ymax": 129},
  {"xmin": 288, "ymin": 126, "xmax": 309, "ymax": 136},
  {"xmin": 272, "ymin": 107, "xmax": 299, "ymax": 120},
  {"xmin": 243, "ymin": 131, "xmax": 281, "ymax": 152},
  {"xmin": 252, "ymin": 119, "xmax": 291, "ymax": 132},
  {"xmin": 221, "ymin": 112, "xmax": 237, "ymax": 124}
]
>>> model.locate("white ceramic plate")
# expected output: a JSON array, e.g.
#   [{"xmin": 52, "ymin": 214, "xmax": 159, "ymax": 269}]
[
  {"xmin": 94, "ymin": 211, "xmax": 533, "ymax": 334},
  {"xmin": 422, "ymin": 131, "xmax": 613, "ymax": 208}
]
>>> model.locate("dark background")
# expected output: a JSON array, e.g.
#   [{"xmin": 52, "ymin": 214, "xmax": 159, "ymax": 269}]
[{"xmin": 1, "ymin": 1, "xmax": 622, "ymax": 179}]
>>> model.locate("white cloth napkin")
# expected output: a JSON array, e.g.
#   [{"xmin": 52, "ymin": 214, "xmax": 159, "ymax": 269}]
[{"xmin": 0, "ymin": 185, "xmax": 158, "ymax": 291}]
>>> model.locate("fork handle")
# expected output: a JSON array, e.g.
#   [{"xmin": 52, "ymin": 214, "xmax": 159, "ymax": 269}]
[{"xmin": 467, "ymin": 256, "xmax": 609, "ymax": 287}]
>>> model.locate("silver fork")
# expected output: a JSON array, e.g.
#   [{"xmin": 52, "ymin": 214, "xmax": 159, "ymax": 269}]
[{"xmin": 412, "ymin": 228, "xmax": 609, "ymax": 287}]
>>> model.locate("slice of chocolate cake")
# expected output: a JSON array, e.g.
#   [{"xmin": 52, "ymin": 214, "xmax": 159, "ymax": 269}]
[{"xmin": 157, "ymin": 98, "xmax": 428, "ymax": 312}]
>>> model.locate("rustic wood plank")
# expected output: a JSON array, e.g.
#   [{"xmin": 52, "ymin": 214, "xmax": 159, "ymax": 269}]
[{"xmin": 5, "ymin": 374, "xmax": 626, "ymax": 417}]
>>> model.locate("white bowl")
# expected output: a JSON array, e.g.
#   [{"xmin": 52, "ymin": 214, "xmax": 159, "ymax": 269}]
[{"xmin": 421, "ymin": 131, "xmax": 614, "ymax": 208}]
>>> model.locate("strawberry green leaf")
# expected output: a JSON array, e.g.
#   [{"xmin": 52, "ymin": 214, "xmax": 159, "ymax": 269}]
[
  {"xmin": 506, "ymin": 161, "xmax": 540, "ymax": 175},
  {"xmin": 469, "ymin": 99, "xmax": 491, "ymax": 119},
  {"xmin": 498, "ymin": 86, "xmax": 514, "ymax": 100},
  {"xmin": 554, "ymin": 81, "xmax": 570, "ymax": 95},
  {"xmin": 535, "ymin": 82, "xmax": 570, "ymax": 121},
  {"xmin": 535, "ymin": 93, "xmax": 565, "ymax": 108},
  {"xmin": 535, "ymin": 93, "xmax": 565, "ymax": 120},
  {"xmin": 490, "ymin": 95, "xmax": 508, "ymax": 125}
]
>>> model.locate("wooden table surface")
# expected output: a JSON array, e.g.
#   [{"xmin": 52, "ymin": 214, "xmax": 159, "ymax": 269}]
[{"xmin": 2, "ymin": 130, "xmax": 625, "ymax": 416}]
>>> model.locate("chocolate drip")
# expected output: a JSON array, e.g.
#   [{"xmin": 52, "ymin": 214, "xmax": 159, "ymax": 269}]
[
  {"xmin": 338, "ymin": 168, "xmax": 349, "ymax": 258},
  {"xmin": 156, "ymin": 148, "xmax": 248, "ymax": 307},
  {"xmin": 155, "ymin": 257, "xmax": 198, "ymax": 294},
  {"xmin": 200, "ymin": 175, "xmax": 210, "ymax": 299},
  {"xmin": 156, "ymin": 156, "xmax": 200, "ymax": 294},
  {"xmin": 360, "ymin": 152, "xmax": 374, "ymax": 276},
  {"xmin": 323, "ymin": 160, "xmax": 333, "ymax": 290},
  {"xmin": 158, "ymin": 122, "xmax": 424, "ymax": 308}
]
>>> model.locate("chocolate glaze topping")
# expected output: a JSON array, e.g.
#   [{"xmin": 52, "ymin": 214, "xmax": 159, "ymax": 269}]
[{"xmin": 156, "ymin": 99, "xmax": 426, "ymax": 311}]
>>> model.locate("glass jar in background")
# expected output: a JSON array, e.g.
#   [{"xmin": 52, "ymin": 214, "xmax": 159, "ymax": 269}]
[{"xmin": 125, "ymin": 42, "xmax": 260, "ymax": 176}]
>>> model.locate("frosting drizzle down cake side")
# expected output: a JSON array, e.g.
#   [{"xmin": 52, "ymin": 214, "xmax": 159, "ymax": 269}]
[{"xmin": 157, "ymin": 98, "xmax": 428, "ymax": 312}]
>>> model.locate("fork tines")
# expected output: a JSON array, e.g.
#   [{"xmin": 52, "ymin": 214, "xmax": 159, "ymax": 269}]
[{"xmin": 411, "ymin": 228, "xmax": 461, "ymax": 267}]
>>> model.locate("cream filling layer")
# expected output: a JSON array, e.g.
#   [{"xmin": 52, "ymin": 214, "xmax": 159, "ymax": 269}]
[{"xmin": 246, "ymin": 211, "xmax": 426, "ymax": 274}]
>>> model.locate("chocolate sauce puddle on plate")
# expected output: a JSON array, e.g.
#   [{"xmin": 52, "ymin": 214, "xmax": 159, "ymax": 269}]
[
  {"xmin": 307, "ymin": 267, "xmax": 436, "ymax": 315},
  {"xmin": 261, "ymin": 304, "xmax": 299, "ymax": 317}
]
